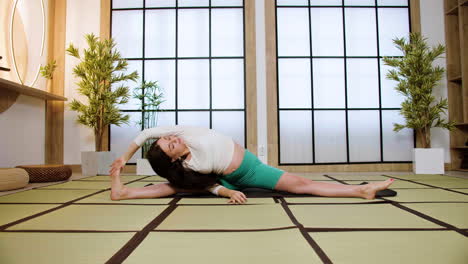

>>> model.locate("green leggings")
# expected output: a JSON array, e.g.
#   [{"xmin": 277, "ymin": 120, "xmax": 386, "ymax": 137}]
[{"xmin": 219, "ymin": 150, "xmax": 284, "ymax": 190}]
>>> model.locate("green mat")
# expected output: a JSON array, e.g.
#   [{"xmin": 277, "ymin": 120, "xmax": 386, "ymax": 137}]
[
  {"xmin": 0, "ymin": 173, "xmax": 466, "ymax": 263},
  {"xmin": 312, "ymin": 231, "xmax": 468, "ymax": 264}
]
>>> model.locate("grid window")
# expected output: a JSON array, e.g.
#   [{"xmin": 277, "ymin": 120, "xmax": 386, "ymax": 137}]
[
  {"xmin": 276, "ymin": 0, "xmax": 414, "ymax": 165},
  {"xmin": 110, "ymin": 0, "xmax": 246, "ymax": 162}
]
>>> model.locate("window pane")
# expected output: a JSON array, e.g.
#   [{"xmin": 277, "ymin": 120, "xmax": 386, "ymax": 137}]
[
  {"xmin": 178, "ymin": 111, "xmax": 210, "ymax": 128},
  {"xmin": 345, "ymin": 8, "xmax": 377, "ymax": 56},
  {"xmin": 212, "ymin": 9, "xmax": 244, "ymax": 57},
  {"xmin": 212, "ymin": 111, "xmax": 245, "ymax": 147},
  {"xmin": 347, "ymin": 59, "xmax": 379, "ymax": 108},
  {"xmin": 146, "ymin": 0, "xmax": 176, "ymax": 7},
  {"xmin": 212, "ymin": 0, "xmax": 242, "ymax": 6},
  {"xmin": 314, "ymin": 111, "xmax": 347, "ymax": 163},
  {"xmin": 178, "ymin": 0, "xmax": 209, "ymax": 7},
  {"xmin": 378, "ymin": 8, "xmax": 409, "ymax": 56},
  {"xmin": 117, "ymin": 60, "xmax": 142, "ymax": 110},
  {"xmin": 277, "ymin": 0, "xmax": 308, "ymax": 5},
  {"xmin": 279, "ymin": 111, "xmax": 313, "ymax": 164},
  {"xmin": 278, "ymin": 59, "xmax": 312, "ymax": 109},
  {"xmin": 313, "ymin": 59, "xmax": 345, "ymax": 108},
  {"xmin": 310, "ymin": 0, "xmax": 341, "ymax": 5},
  {"xmin": 311, "ymin": 8, "xmax": 344, "ymax": 56},
  {"xmin": 178, "ymin": 9, "xmax": 209, "ymax": 57},
  {"xmin": 112, "ymin": 11, "xmax": 143, "ymax": 58},
  {"xmin": 380, "ymin": 59, "xmax": 404, "ymax": 108},
  {"xmin": 178, "ymin": 60, "xmax": 209, "ymax": 109},
  {"xmin": 382, "ymin": 110, "xmax": 413, "ymax": 161},
  {"xmin": 277, "ymin": 8, "xmax": 310, "ymax": 56},
  {"xmin": 348, "ymin": 111, "xmax": 381, "ymax": 162},
  {"xmin": 145, "ymin": 10, "xmax": 175, "ymax": 58},
  {"xmin": 111, "ymin": 112, "xmax": 143, "ymax": 163},
  {"xmin": 113, "ymin": 0, "xmax": 143, "ymax": 8},
  {"xmin": 378, "ymin": 0, "xmax": 408, "ymax": 6},
  {"xmin": 144, "ymin": 60, "xmax": 176, "ymax": 110},
  {"xmin": 212, "ymin": 59, "xmax": 244, "ymax": 109},
  {"xmin": 344, "ymin": 0, "xmax": 375, "ymax": 5},
  {"xmin": 157, "ymin": 111, "xmax": 176, "ymax": 126}
]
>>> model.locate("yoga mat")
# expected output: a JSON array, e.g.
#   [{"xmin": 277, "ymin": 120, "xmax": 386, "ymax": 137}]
[
  {"xmin": 284, "ymin": 197, "xmax": 382, "ymax": 204},
  {"xmin": 326, "ymin": 175, "xmax": 390, "ymax": 181},
  {"xmin": 177, "ymin": 197, "xmax": 275, "ymax": 204}
]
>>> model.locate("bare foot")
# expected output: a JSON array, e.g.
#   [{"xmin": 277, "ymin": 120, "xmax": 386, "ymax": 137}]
[
  {"xmin": 109, "ymin": 172, "xmax": 127, "ymax": 201},
  {"xmin": 360, "ymin": 179, "xmax": 395, "ymax": 200}
]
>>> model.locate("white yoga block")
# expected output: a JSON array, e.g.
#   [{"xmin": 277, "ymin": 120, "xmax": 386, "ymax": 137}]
[
  {"xmin": 136, "ymin": 158, "xmax": 157, "ymax": 176},
  {"xmin": 81, "ymin": 151, "xmax": 117, "ymax": 176},
  {"xmin": 413, "ymin": 148, "xmax": 444, "ymax": 174}
]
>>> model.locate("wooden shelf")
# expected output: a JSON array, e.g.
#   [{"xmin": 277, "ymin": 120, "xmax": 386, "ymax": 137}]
[
  {"xmin": 449, "ymin": 75, "xmax": 462, "ymax": 83},
  {"xmin": 453, "ymin": 146, "xmax": 468, "ymax": 150},
  {"xmin": 446, "ymin": 5, "xmax": 458, "ymax": 15},
  {"xmin": 0, "ymin": 78, "xmax": 66, "ymax": 101},
  {"xmin": 455, "ymin": 123, "xmax": 468, "ymax": 126}
]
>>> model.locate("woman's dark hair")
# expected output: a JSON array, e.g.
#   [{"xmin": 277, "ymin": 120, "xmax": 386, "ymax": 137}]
[{"xmin": 146, "ymin": 139, "xmax": 220, "ymax": 190}]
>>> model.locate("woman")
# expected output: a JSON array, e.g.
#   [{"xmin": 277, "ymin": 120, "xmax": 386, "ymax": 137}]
[{"xmin": 109, "ymin": 126, "xmax": 394, "ymax": 204}]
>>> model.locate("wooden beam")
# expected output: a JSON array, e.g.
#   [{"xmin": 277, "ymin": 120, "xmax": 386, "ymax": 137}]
[
  {"xmin": 45, "ymin": 0, "xmax": 66, "ymax": 164},
  {"xmin": 101, "ymin": 0, "xmax": 111, "ymax": 151},
  {"xmin": 265, "ymin": 0, "xmax": 279, "ymax": 166},
  {"xmin": 410, "ymin": 0, "xmax": 421, "ymax": 33},
  {"xmin": 245, "ymin": 0, "xmax": 258, "ymax": 155}
]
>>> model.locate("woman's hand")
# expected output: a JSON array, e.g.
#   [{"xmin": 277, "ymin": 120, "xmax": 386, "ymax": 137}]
[
  {"xmin": 109, "ymin": 156, "xmax": 126, "ymax": 175},
  {"xmin": 228, "ymin": 191, "xmax": 247, "ymax": 204}
]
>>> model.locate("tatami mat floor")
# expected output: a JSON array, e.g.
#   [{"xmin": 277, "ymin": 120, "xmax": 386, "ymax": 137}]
[{"xmin": 0, "ymin": 171, "xmax": 467, "ymax": 263}]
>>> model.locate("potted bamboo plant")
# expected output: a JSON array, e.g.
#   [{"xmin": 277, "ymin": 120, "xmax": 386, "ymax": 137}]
[
  {"xmin": 67, "ymin": 34, "xmax": 138, "ymax": 176},
  {"xmin": 383, "ymin": 32, "xmax": 455, "ymax": 174},
  {"xmin": 133, "ymin": 80, "xmax": 165, "ymax": 175}
]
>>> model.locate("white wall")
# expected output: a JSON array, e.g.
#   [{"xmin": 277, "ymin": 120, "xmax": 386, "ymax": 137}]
[
  {"xmin": 420, "ymin": 0, "xmax": 451, "ymax": 162},
  {"xmin": 0, "ymin": 0, "xmax": 49, "ymax": 167},
  {"xmin": 63, "ymin": 0, "xmax": 101, "ymax": 164}
]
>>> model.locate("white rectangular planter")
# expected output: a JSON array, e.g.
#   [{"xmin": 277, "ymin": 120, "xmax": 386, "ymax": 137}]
[
  {"xmin": 136, "ymin": 158, "xmax": 157, "ymax": 176},
  {"xmin": 81, "ymin": 151, "xmax": 117, "ymax": 176},
  {"xmin": 413, "ymin": 148, "xmax": 444, "ymax": 174}
]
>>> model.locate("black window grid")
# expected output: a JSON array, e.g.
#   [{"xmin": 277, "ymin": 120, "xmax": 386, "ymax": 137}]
[
  {"xmin": 275, "ymin": 0, "xmax": 415, "ymax": 165},
  {"xmin": 109, "ymin": 0, "xmax": 248, "ymax": 161}
]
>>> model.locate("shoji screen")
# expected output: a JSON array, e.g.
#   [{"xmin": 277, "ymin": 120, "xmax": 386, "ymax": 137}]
[
  {"xmin": 276, "ymin": 0, "xmax": 414, "ymax": 165},
  {"xmin": 110, "ymin": 0, "xmax": 246, "ymax": 162}
]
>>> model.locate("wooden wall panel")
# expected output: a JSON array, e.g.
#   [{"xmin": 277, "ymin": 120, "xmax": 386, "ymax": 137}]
[
  {"xmin": 45, "ymin": 0, "xmax": 66, "ymax": 164},
  {"xmin": 245, "ymin": 0, "xmax": 258, "ymax": 155}
]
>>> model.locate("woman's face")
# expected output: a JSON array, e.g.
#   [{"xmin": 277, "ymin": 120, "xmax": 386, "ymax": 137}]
[{"xmin": 157, "ymin": 135, "xmax": 187, "ymax": 162}]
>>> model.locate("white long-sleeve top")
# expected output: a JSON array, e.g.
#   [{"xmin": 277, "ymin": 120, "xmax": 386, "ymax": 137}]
[{"xmin": 134, "ymin": 126, "xmax": 235, "ymax": 175}]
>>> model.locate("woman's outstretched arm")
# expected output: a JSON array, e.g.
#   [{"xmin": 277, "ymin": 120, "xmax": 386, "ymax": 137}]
[
  {"xmin": 208, "ymin": 184, "xmax": 247, "ymax": 204},
  {"xmin": 109, "ymin": 142, "xmax": 140, "ymax": 175}
]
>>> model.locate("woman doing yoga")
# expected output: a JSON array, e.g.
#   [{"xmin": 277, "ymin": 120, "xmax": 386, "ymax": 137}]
[{"xmin": 109, "ymin": 126, "xmax": 394, "ymax": 204}]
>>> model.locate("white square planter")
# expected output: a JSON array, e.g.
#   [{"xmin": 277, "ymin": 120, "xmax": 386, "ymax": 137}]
[
  {"xmin": 136, "ymin": 158, "xmax": 157, "ymax": 176},
  {"xmin": 413, "ymin": 148, "xmax": 444, "ymax": 174},
  {"xmin": 81, "ymin": 151, "xmax": 117, "ymax": 176}
]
